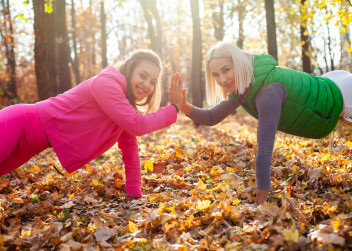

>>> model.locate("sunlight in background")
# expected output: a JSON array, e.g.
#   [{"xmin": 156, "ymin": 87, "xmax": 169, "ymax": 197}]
[{"xmin": 7, "ymin": 1, "xmax": 352, "ymax": 72}]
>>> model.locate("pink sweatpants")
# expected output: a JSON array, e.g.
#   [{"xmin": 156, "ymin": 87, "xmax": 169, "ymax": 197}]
[{"xmin": 0, "ymin": 104, "xmax": 49, "ymax": 175}]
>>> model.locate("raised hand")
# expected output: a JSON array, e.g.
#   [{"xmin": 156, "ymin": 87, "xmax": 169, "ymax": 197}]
[
  {"xmin": 170, "ymin": 73, "xmax": 194, "ymax": 115},
  {"xmin": 168, "ymin": 73, "xmax": 184, "ymax": 112}
]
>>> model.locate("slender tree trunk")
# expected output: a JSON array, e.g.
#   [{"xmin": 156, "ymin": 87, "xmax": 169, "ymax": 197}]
[
  {"xmin": 45, "ymin": 3, "xmax": 58, "ymax": 95},
  {"xmin": 55, "ymin": 0, "xmax": 72, "ymax": 93},
  {"xmin": 327, "ymin": 24, "xmax": 335, "ymax": 71},
  {"xmin": 300, "ymin": 0, "xmax": 311, "ymax": 73},
  {"xmin": 1, "ymin": 0, "xmax": 17, "ymax": 103},
  {"xmin": 140, "ymin": 0, "xmax": 166, "ymax": 106},
  {"xmin": 140, "ymin": 0, "xmax": 161, "ymax": 55},
  {"xmin": 264, "ymin": 0, "xmax": 278, "ymax": 61},
  {"xmin": 33, "ymin": 0, "xmax": 51, "ymax": 100},
  {"xmin": 190, "ymin": 0, "xmax": 203, "ymax": 108},
  {"xmin": 236, "ymin": 2, "xmax": 246, "ymax": 49},
  {"xmin": 100, "ymin": 0, "xmax": 107, "ymax": 68},
  {"xmin": 71, "ymin": 0, "xmax": 80, "ymax": 84},
  {"xmin": 212, "ymin": 1, "xmax": 225, "ymax": 41},
  {"xmin": 150, "ymin": 1, "xmax": 162, "ymax": 57}
]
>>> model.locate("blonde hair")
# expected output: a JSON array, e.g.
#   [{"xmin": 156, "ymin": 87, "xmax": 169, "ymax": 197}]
[
  {"xmin": 118, "ymin": 49, "xmax": 162, "ymax": 114},
  {"xmin": 205, "ymin": 42, "xmax": 254, "ymax": 105}
]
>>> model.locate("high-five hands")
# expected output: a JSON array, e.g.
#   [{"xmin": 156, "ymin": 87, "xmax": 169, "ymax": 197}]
[
  {"xmin": 168, "ymin": 73, "xmax": 184, "ymax": 112},
  {"xmin": 169, "ymin": 73, "xmax": 193, "ymax": 115}
]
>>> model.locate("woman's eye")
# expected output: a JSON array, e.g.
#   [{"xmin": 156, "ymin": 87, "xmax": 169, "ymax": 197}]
[
  {"xmin": 224, "ymin": 68, "xmax": 230, "ymax": 73},
  {"xmin": 213, "ymin": 73, "xmax": 219, "ymax": 78},
  {"xmin": 150, "ymin": 81, "xmax": 156, "ymax": 86},
  {"xmin": 140, "ymin": 73, "xmax": 147, "ymax": 79}
]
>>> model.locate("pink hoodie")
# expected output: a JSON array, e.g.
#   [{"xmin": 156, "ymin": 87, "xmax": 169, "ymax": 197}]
[{"xmin": 36, "ymin": 66, "xmax": 177, "ymax": 197}]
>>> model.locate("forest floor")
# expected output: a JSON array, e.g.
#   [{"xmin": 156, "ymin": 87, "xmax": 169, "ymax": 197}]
[{"xmin": 1, "ymin": 110, "xmax": 352, "ymax": 250}]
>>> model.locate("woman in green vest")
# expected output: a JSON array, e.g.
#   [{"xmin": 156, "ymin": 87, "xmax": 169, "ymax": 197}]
[{"xmin": 173, "ymin": 41, "xmax": 352, "ymax": 205}]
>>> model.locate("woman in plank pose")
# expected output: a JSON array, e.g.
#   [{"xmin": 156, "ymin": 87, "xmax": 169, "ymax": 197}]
[
  {"xmin": 0, "ymin": 49, "xmax": 184, "ymax": 198},
  {"xmin": 172, "ymin": 41, "xmax": 352, "ymax": 205}
]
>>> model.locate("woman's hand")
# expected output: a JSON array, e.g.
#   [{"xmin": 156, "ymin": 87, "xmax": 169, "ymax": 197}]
[
  {"xmin": 256, "ymin": 188, "xmax": 269, "ymax": 205},
  {"xmin": 168, "ymin": 73, "xmax": 184, "ymax": 112},
  {"xmin": 169, "ymin": 73, "xmax": 194, "ymax": 115}
]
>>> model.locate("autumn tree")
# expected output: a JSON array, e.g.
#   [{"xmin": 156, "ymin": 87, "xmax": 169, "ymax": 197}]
[
  {"xmin": 55, "ymin": 0, "xmax": 72, "ymax": 93},
  {"xmin": 0, "ymin": 0, "xmax": 17, "ymax": 104},
  {"xmin": 46, "ymin": 1, "xmax": 58, "ymax": 95},
  {"xmin": 190, "ymin": 0, "xmax": 203, "ymax": 108},
  {"xmin": 264, "ymin": 0, "xmax": 278, "ymax": 60},
  {"xmin": 33, "ymin": 0, "xmax": 57, "ymax": 100},
  {"xmin": 101, "ymin": 0, "xmax": 107, "ymax": 68},
  {"xmin": 139, "ymin": 0, "xmax": 168, "ymax": 106},
  {"xmin": 210, "ymin": 0, "xmax": 225, "ymax": 41},
  {"xmin": 300, "ymin": 0, "xmax": 311, "ymax": 73},
  {"xmin": 70, "ymin": 0, "xmax": 80, "ymax": 84},
  {"xmin": 228, "ymin": 0, "xmax": 249, "ymax": 49},
  {"xmin": 139, "ymin": 0, "xmax": 162, "ymax": 56}
]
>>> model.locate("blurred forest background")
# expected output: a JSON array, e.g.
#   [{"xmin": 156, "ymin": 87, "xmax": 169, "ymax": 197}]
[{"xmin": 0, "ymin": 0, "xmax": 352, "ymax": 108}]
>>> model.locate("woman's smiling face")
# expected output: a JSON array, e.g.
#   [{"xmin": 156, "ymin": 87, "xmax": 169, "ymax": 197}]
[
  {"xmin": 208, "ymin": 57, "xmax": 235, "ymax": 93},
  {"xmin": 130, "ymin": 60, "xmax": 160, "ymax": 101}
]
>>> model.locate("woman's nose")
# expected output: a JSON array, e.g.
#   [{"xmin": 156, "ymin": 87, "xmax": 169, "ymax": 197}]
[{"xmin": 220, "ymin": 74, "xmax": 226, "ymax": 83}]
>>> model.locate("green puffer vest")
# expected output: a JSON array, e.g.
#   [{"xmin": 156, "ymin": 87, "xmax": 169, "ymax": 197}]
[{"xmin": 230, "ymin": 54, "xmax": 343, "ymax": 139}]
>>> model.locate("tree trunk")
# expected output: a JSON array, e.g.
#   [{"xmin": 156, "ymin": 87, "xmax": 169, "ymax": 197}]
[
  {"xmin": 236, "ymin": 2, "xmax": 246, "ymax": 49},
  {"xmin": 0, "ymin": 0, "xmax": 17, "ymax": 103},
  {"xmin": 45, "ymin": 3, "xmax": 58, "ymax": 95},
  {"xmin": 33, "ymin": 0, "xmax": 51, "ymax": 100},
  {"xmin": 139, "ymin": 0, "xmax": 162, "ymax": 56},
  {"xmin": 190, "ymin": 0, "xmax": 203, "ymax": 108},
  {"xmin": 71, "ymin": 0, "xmax": 80, "ymax": 84},
  {"xmin": 264, "ymin": 0, "xmax": 278, "ymax": 61},
  {"xmin": 326, "ymin": 24, "xmax": 335, "ymax": 71},
  {"xmin": 300, "ymin": 0, "xmax": 311, "ymax": 73},
  {"xmin": 100, "ymin": 0, "xmax": 107, "ymax": 68},
  {"xmin": 140, "ymin": 0, "xmax": 166, "ymax": 106},
  {"xmin": 212, "ymin": 1, "xmax": 225, "ymax": 41},
  {"xmin": 55, "ymin": 0, "xmax": 72, "ymax": 93}
]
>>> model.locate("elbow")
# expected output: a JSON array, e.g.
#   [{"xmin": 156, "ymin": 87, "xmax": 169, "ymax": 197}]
[{"xmin": 127, "ymin": 129, "xmax": 145, "ymax": 137}]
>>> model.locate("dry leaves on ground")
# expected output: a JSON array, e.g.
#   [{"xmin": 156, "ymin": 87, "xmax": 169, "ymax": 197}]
[{"xmin": 1, "ymin": 110, "xmax": 352, "ymax": 250}]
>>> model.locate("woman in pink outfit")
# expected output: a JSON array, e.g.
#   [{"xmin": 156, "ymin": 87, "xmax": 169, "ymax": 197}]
[{"xmin": 0, "ymin": 49, "xmax": 184, "ymax": 198}]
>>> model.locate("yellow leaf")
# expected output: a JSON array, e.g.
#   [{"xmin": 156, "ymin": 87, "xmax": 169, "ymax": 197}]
[
  {"xmin": 87, "ymin": 222, "xmax": 97, "ymax": 232},
  {"xmin": 28, "ymin": 165, "xmax": 40, "ymax": 174},
  {"xmin": 196, "ymin": 179, "xmax": 206, "ymax": 190},
  {"xmin": 332, "ymin": 218, "xmax": 340, "ymax": 230},
  {"xmin": 21, "ymin": 229, "xmax": 32, "ymax": 237},
  {"xmin": 176, "ymin": 150, "xmax": 183, "ymax": 158},
  {"xmin": 68, "ymin": 193, "xmax": 75, "ymax": 199},
  {"xmin": 0, "ymin": 235, "xmax": 3, "ymax": 246},
  {"xmin": 127, "ymin": 221, "xmax": 138, "ymax": 233},
  {"xmin": 321, "ymin": 153, "xmax": 330, "ymax": 163},
  {"xmin": 346, "ymin": 140, "xmax": 352, "ymax": 146},
  {"xmin": 292, "ymin": 165, "xmax": 299, "ymax": 174},
  {"xmin": 144, "ymin": 160, "xmax": 153, "ymax": 172},
  {"xmin": 163, "ymin": 222, "xmax": 174, "ymax": 233},
  {"xmin": 282, "ymin": 224, "xmax": 299, "ymax": 242},
  {"xmin": 92, "ymin": 179, "xmax": 101, "ymax": 187},
  {"xmin": 148, "ymin": 193, "xmax": 167, "ymax": 203},
  {"xmin": 232, "ymin": 199, "xmax": 241, "ymax": 206},
  {"xmin": 226, "ymin": 167, "xmax": 234, "ymax": 173},
  {"xmin": 197, "ymin": 200, "xmax": 211, "ymax": 210}
]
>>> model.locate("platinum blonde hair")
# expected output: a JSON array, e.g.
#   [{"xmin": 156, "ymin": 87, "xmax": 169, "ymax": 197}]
[{"xmin": 205, "ymin": 42, "xmax": 254, "ymax": 105}]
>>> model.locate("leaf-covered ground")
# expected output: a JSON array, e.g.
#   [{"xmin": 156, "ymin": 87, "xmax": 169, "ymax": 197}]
[{"xmin": 1, "ymin": 110, "xmax": 352, "ymax": 250}]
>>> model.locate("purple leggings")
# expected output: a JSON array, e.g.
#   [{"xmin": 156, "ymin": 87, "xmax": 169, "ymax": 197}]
[{"xmin": 0, "ymin": 104, "xmax": 49, "ymax": 175}]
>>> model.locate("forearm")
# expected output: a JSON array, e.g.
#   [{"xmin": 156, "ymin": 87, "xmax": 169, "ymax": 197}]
[
  {"xmin": 186, "ymin": 96, "xmax": 239, "ymax": 126},
  {"xmin": 118, "ymin": 132, "xmax": 142, "ymax": 198}
]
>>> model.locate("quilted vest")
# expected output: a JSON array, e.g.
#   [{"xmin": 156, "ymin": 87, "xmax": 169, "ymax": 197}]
[{"xmin": 230, "ymin": 54, "xmax": 343, "ymax": 139}]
